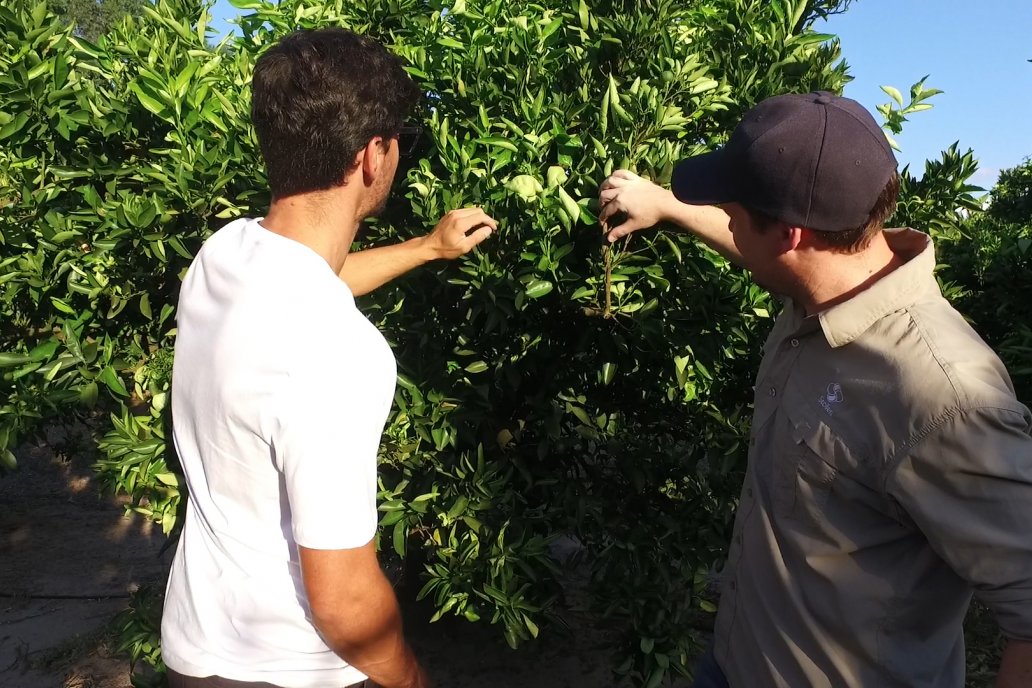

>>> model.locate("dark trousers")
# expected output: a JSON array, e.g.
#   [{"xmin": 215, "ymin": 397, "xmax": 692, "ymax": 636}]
[
  {"xmin": 167, "ymin": 668, "xmax": 368, "ymax": 688},
  {"xmin": 691, "ymin": 644, "xmax": 730, "ymax": 688}
]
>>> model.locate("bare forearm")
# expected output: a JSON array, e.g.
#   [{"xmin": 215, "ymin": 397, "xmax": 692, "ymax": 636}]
[
  {"xmin": 659, "ymin": 192, "xmax": 743, "ymax": 267},
  {"xmin": 340, "ymin": 208, "xmax": 495, "ymax": 296},
  {"xmin": 997, "ymin": 639, "xmax": 1032, "ymax": 688},
  {"xmin": 314, "ymin": 572, "xmax": 426, "ymax": 688},
  {"xmin": 339, "ymin": 237, "xmax": 434, "ymax": 297}
]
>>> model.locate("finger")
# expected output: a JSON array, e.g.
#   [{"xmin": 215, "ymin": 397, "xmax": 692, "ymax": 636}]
[
  {"xmin": 450, "ymin": 206, "xmax": 484, "ymax": 217},
  {"xmin": 599, "ymin": 188, "xmax": 620, "ymax": 205},
  {"xmin": 611, "ymin": 169, "xmax": 638, "ymax": 181},
  {"xmin": 435, "ymin": 208, "xmax": 476, "ymax": 226},
  {"xmin": 598, "ymin": 199, "xmax": 623, "ymax": 224},
  {"xmin": 447, "ymin": 207, "xmax": 490, "ymax": 222},
  {"xmin": 602, "ymin": 175, "xmax": 635, "ymax": 192},
  {"xmin": 460, "ymin": 225, "xmax": 493, "ymax": 252},
  {"xmin": 606, "ymin": 223, "xmax": 637, "ymax": 242},
  {"xmin": 456, "ymin": 211, "xmax": 497, "ymax": 233}
]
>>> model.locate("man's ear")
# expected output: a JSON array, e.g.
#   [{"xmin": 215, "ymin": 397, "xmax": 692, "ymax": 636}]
[
  {"xmin": 358, "ymin": 137, "xmax": 387, "ymax": 186},
  {"xmin": 779, "ymin": 224, "xmax": 804, "ymax": 254}
]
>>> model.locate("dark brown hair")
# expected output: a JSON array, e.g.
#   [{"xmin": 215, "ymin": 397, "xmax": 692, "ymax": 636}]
[
  {"xmin": 251, "ymin": 28, "xmax": 420, "ymax": 199},
  {"xmin": 745, "ymin": 170, "xmax": 901, "ymax": 253}
]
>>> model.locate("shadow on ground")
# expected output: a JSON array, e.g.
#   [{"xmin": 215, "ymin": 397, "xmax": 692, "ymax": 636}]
[
  {"xmin": 0, "ymin": 428, "xmax": 686, "ymax": 688},
  {"xmin": 0, "ymin": 426, "xmax": 170, "ymax": 688}
]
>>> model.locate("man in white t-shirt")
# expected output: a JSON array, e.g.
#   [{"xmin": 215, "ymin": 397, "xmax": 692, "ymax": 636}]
[{"xmin": 161, "ymin": 28, "xmax": 496, "ymax": 688}]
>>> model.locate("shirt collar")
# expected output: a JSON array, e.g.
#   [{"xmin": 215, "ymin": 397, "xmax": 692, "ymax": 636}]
[{"xmin": 816, "ymin": 228, "xmax": 936, "ymax": 348}]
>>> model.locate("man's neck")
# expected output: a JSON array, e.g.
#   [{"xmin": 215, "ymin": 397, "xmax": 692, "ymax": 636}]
[
  {"xmin": 795, "ymin": 232, "xmax": 906, "ymax": 316},
  {"xmin": 260, "ymin": 190, "xmax": 361, "ymax": 274}
]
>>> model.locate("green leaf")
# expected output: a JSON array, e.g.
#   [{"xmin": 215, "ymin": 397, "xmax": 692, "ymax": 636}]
[
  {"xmin": 524, "ymin": 280, "xmax": 553, "ymax": 298},
  {"xmin": 392, "ymin": 519, "xmax": 408, "ymax": 557},
  {"xmin": 540, "ymin": 17, "xmax": 563, "ymax": 41},
  {"xmin": 28, "ymin": 340, "xmax": 59, "ymax": 362},
  {"xmin": 0, "ymin": 352, "xmax": 32, "ymax": 368},
  {"xmin": 557, "ymin": 187, "xmax": 581, "ymax": 223},
  {"xmin": 524, "ymin": 615, "xmax": 539, "ymax": 638},
  {"xmin": 644, "ymin": 667, "xmax": 665, "ymax": 688},
  {"xmin": 436, "ymin": 37, "xmax": 464, "ymax": 50},
  {"xmin": 97, "ymin": 366, "xmax": 129, "ymax": 396},
  {"xmin": 51, "ymin": 297, "xmax": 76, "ymax": 315},
  {"xmin": 465, "ymin": 361, "xmax": 488, "ymax": 373},
  {"xmin": 570, "ymin": 406, "xmax": 592, "ymax": 426},
  {"xmin": 0, "ymin": 112, "xmax": 29, "ymax": 141},
  {"xmin": 504, "ymin": 174, "xmax": 543, "ymax": 199},
  {"xmin": 30, "ymin": 1, "xmax": 47, "ymax": 28},
  {"xmin": 880, "ymin": 85, "xmax": 904, "ymax": 107},
  {"xmin": 546, "ymin": 166, "xmax": 568, "ymax": 189},
  {"xmin": 53, "ymin": 53, "xmax": 69, "ymax": 89},
  {"xmin": 155, "ymin": 473, "xmax": 179, "ymax": 487},
  {"xmin": 479, "ymin": 136, "xmax": 519, "ymax": 153},
  {"xmin": 79, "ymin": 381, "xmax": 99, "ymax": 408},
  {"xmin": 129, "ymin": 82, "xmax": 170, "ymax": 120},
  {"xmin": 447, "ymin": 496, "xmax": 469, "ymax": 520}
]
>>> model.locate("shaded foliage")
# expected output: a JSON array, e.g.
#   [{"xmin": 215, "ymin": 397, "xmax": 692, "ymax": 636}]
[{"xmin": 932, "ymin": 158, "xmax": 1032, "ymax": 401}]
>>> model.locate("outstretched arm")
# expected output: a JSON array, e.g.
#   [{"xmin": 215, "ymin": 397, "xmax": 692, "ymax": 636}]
[
  {"xmin": 340, "ymin": 208, "xmax": 496, "ymax": 296},
  {"xmin": 598, "ymin": 169, "xmax": 743, "ymax": 267}
]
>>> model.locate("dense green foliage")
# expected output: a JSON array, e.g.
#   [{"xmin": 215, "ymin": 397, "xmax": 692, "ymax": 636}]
[
  {"xmin": 936, "ymin": 157, "xmax": 1032, "ymax": 400},
  {"xmin": 0, "ymin": 0, "xmax": 1010, "ymax": 685}
]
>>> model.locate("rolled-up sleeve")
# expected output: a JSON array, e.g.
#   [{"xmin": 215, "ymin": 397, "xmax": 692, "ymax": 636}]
[{"xmin": 887, "ymin": 404, "xmax": 1032, "ymax": 640}]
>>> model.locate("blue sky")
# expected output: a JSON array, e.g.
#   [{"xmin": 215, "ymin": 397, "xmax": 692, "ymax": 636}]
[
  {"xmin": 818, "ymin": 0, "xmax": 1032, "ymax": 188},
  {"xmin": 210, "ymin": 0, "xmax": 1031, "ymax": 188}
]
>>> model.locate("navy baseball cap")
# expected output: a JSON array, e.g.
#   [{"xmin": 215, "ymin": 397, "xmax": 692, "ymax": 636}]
[{"xmin": 671, "ymin": 92, "xmax": 897, "ymax": 232}]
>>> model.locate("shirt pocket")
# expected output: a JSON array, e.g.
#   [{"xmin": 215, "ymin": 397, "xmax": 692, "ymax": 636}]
[{"xmin": 774, "ymin": 406, "xmax": 842, "ymax": 523}]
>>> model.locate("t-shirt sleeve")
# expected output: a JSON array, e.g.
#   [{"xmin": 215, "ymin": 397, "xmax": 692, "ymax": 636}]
[
  {"xmin": 273, "ymin": 351, "xmax": 394, "ymax": 551},
  {"xmin": 887, "ymin": 404, "xmax": 1032, "ymax": 640}
]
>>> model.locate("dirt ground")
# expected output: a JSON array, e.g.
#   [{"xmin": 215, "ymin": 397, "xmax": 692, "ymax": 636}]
[
  {"xmin": 1, "ymin": 431, "xmax": 676, "ymax": 688},
  {"xmin": 0, "ymin": 429, "xmax": 168, "ymax": 688}
]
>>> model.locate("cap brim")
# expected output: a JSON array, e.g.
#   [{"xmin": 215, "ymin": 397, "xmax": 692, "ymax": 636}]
[{"xmin": 671, "ymin": 149, "xmax": 739, "ymax": 206}]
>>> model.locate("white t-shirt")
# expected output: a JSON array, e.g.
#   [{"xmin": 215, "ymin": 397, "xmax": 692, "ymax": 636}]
[{"xmin": 161, "ymin": 218, "xmax": 397, "ymax": 687}]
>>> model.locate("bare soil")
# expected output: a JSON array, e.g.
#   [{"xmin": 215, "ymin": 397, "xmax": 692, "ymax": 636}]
[
  {"xmin": 0, "ymin": 431, "xmax": 665, "ymax": 688},
  {"xmin": 0, "ymin": 428, "xmax": 168, "ymax": 688}
]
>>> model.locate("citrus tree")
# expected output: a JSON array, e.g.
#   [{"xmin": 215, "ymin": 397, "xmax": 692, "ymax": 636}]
[{"xmin": 931, "ymin": 157, "xmax": 1032, "ymax": 399}]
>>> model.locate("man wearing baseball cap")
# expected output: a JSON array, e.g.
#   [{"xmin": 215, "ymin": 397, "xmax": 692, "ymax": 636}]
[{"xmin": 599, "ymin": 92, "xmax": 1032, "ymax": 687}]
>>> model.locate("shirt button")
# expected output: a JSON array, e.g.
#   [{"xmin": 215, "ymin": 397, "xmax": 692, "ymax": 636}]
[
  {"xmin": 747, "ymin": 487, "xmax": 754, "ymax": 498},
  {"xmin": 768, "ymin": 387, "xmax": 777, "ymax": 398},
  {"xmin": 791, "ymin": 338, "xmax": 800, "ymax": 348},
  {"xmin": 729, "ymin": 580, "xmax": 737, "ymax": 591}
]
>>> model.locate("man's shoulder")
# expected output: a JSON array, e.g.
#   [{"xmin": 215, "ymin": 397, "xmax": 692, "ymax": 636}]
[
  {"xmin": 803, "ymin": 296, "xmax": 1021, "ymax": 465},
  {"xmin": 902, "ymin": 296, "xmax": 1017, "ymax": 412}
]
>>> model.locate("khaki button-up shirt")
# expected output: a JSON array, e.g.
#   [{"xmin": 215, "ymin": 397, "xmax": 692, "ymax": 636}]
[{"xmin": 714, "ymin": 228, "xmax": 1032, "ymax": 688}]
